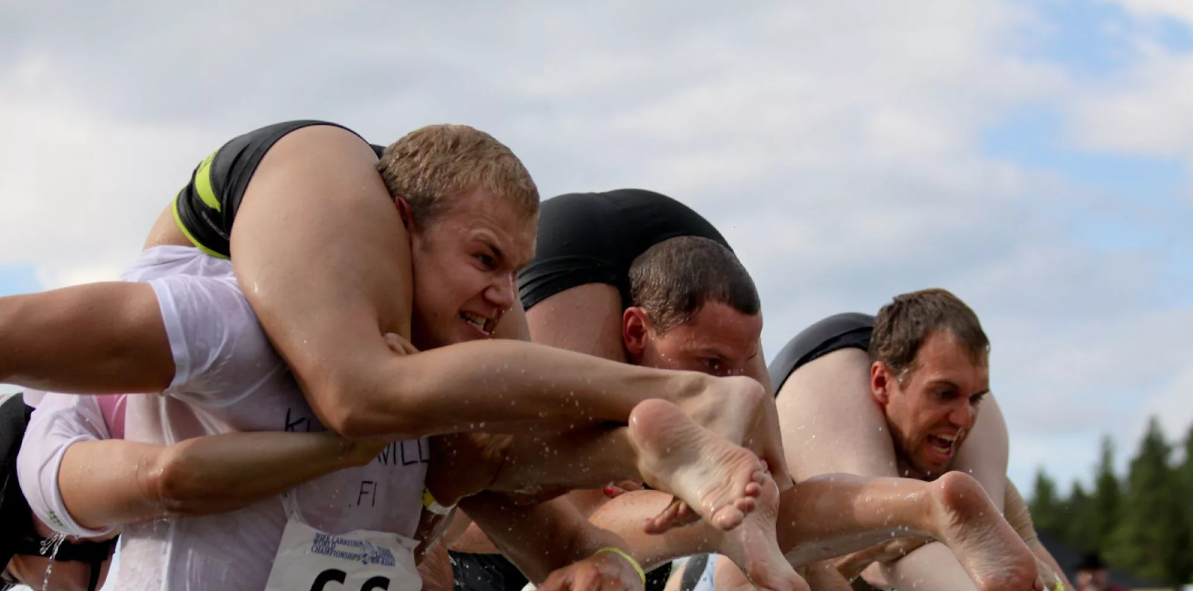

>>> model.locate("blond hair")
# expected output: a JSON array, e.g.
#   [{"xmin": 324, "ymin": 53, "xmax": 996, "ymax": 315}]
[{"xmin": 377, "ymin": 124, "xmax": 539, "ymax": 228}]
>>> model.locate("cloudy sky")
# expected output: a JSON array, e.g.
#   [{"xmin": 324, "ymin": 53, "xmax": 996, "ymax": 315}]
[{"xmin": 2, "ymin": 0, "xmax": 1191, "ymax": 495}]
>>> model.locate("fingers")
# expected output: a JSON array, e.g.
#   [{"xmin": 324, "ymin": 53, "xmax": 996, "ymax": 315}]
[
  {"xmin": 670, "ymin": 501, "xmax": 703, "ymax": 528},
  {"xmin": 538, "ymin": 570, "xmax": 568, "ymax": 591},
  {"xmin": 382, "ymin": 332, "xmax": 419, "ymax": 355},
  {"xmin": 539, "ymin": 555, "xmax": 643, "ymax": 591},
  {"xmin": 1034, "ymin": 556, "xmax": 1059, "ymax": 590},
  {"xmin": 603, "ymin": 481, "xmax": 645, "ymax": 498},
  {"xmin": 643, "ymin": 497, "xmax": 685, "ymax": 534}
]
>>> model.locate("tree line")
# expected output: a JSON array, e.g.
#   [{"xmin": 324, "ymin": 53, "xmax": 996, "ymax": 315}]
[{"xmin": 1028, "ymin": 418, "xmax": 1193, "ymax": 587}]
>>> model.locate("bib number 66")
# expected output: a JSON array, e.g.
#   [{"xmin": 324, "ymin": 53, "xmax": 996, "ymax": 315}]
[{"xmin": 311, "ymin": 569, "xmax": 391, "ymax": 591}]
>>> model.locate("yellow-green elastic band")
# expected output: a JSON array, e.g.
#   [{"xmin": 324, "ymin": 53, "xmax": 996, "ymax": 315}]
[
  {"xmin": 595, "ymin": 547, "xmax": 645, "ymax": 584},
  {"xmin": 422, "ymin": 488, "xmax": 454, "ymax": 516}
]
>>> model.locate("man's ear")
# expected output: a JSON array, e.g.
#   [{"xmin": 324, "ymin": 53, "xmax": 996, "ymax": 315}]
[
  {"xmin": 395, "ymin": 197, "xmax": 413, "ymax": 228},
  {"xmin": 871, "ymin": 361, "xmax": 894, "ymax": 406},
  {"xmin": 623, "ymin": 307, "xmax": 651, "ymax": 361}
]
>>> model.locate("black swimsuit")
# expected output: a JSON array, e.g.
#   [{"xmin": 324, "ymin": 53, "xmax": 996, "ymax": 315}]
[
  {"xmin": 767, "ymin": 313, "xmax": 875, "ymax": 392},
  {"xmin": 518, "ymin": 189, "xmax": 732, "ymax": 311},
  {"xmin": 172, "ymin": 120, "xmax": 383, "ymax": 257}
]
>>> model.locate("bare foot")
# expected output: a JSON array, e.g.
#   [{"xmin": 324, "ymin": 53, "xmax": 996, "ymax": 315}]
[
  {"xmin": 716, "ymin": 475, "xmax": 810, "ymax": 591},
  {"xmin": 678, "ymin": 376, "xmax": 794, "ymax": 490},
  {"xmin": 628, "ymin": 399, "xmax": 765, "ymax": 532},
  {"xmin": 930, "ymin": 472, "xmax": 1043, "ymax": 591}
]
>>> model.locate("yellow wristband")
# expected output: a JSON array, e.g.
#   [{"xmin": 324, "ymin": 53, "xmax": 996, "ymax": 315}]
[
  {"xmin": 594, "ymin": 547, "xmax": 645, "ymax": 584},
  {"xmin": 1055, "ymin": 583, "xmax": 1064, "ymax": 591}
]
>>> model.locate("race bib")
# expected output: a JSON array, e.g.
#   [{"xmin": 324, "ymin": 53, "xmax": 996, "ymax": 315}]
[{"xmin": 263, "ymin": 517, "xmax": 421, "ymax": 591}]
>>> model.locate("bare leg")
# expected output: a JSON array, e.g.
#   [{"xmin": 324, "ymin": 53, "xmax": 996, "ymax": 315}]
[
  {"xmin": 775, "ymin": 349, "xmax": 895, "ymax": 481},
  {"xmin": 427, "ymin": 398, "xmax": 773, "ymax": 532},
  {"xmin": 525, "ymin": 283, "xmax": 629, "ymax": 362},
  {"xmin": 951, "ymin": 394, "xmax": 1010, "ymax": 511},
  {"xmin": 587, "ymin": 471, "xmax": 1040, "ymax": 591}
]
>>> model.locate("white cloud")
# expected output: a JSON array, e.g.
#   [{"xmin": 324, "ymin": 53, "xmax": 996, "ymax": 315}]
[
  {"xmin": 0, "ymin": 0, "xmax": 1189, "ymax": 493},
  {"xmin": 1105, "ymin": 0, "xmax": 1193, "ymax": 25}
]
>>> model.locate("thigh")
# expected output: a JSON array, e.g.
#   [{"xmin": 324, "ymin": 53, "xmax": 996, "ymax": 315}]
[
  {"xmin": 526, "ymin": 283, "xmax": 627, "ymax": 362},
  {"xmin": 775, "ymin": 348, "xmax": 899, "ymax": 480},
  {"xmin": 228, "ymin": 125, "xmax": 413, "ymax": 400},
  {"xmin": 949, "ymin": 393, "xmax": 1008, "ymax": 509}
]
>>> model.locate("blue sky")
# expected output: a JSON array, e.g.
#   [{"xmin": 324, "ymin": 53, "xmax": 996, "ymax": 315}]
[{"xmin": 1, "ymin": 0, "xmax": 1191, "ymax": 497}]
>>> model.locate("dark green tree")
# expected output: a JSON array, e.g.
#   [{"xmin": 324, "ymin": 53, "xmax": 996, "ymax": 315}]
[
  {"xmin": 1105, "ymin": 417, "xmax": 1184, "ymax": 585},
  {"xmin": 1062, "ymin": 481, "xmax": 1094, "ymax": 550},
  {"xmin": 1088, "ymin": 436, "xmax": 1122, "ymax": 552},
  {"xmin": 1029, "ymin": 468, "xmax": 1064, "ymax": 536},
  {"xmin": 1173, "ymin": 425, "xmax": 1193, "ymax": 585}
]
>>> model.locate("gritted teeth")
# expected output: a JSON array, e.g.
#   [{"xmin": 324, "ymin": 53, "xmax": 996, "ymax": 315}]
[
  {"xmin": 461, "ymin": 311, "xmax": 492, "ymax": 335},
  {"xmin": 927, "ymin": 434, "xmax": 956, "ymax": 451}
]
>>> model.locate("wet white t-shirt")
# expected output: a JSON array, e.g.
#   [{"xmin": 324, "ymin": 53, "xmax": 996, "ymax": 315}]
[
  {"xmin": 103, "ymin": 246, "xmax": 428, "ymax": 591},
  {"xmin": 18, "ymin": 392, "xmax": 125, "ymax": 538}
]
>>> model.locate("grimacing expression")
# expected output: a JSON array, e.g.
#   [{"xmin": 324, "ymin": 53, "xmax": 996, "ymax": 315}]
[
  {"xmin": 406, "ymin": 187, "xmax": 537, "ymax": 350},
  {"xmin": 625, "ymin": 301, "xmax": 763, "ymax": 377},
  {"xmin": 872, "ymin": 330, "xmax": 989, "ymax": 478}
]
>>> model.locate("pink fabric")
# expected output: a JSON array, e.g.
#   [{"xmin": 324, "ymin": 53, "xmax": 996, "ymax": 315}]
[{"xmin": 97, "ymin": 394, "xmax": 126, "ymax": 440}]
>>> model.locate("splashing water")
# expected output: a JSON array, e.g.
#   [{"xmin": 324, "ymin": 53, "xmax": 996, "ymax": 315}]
[{"xmin": 39, "ymin": 532, "xmax": 67, "ymax": 591}]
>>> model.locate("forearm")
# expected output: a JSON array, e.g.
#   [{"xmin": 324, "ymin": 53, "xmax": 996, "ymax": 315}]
[
  {"xmin": 587, "ymin": 490, "xmax": 718, "ymax": 570},
  {"xmin": 1006, "ymin": 479, "xmax": 1073, "ymax": 591},
  {"xmin": 1027, "ymin": 539, "xmax": 1072, "ymax": 591},
  {"xmin": 461, "ymin": 492, "xmax": 629, "ymax": 584},
  {"xmin": 0, "ymin": 283, "xmax": 174, "ymax": 394},
  {"xmin": 60, "ymin": 432, "xmax": 378, "ymax": 528}
]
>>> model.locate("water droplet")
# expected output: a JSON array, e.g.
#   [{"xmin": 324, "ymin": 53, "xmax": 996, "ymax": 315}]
[{"xmin": 40, "ymin": 532, "xmax": 67, "ymax": 591}]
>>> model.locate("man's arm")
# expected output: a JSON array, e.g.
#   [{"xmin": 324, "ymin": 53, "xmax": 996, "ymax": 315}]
[
  {"xmin": 225, "ymin": 126, "xmax": 790, "ymax": 483},
  {"xmin": 58, "ymin": 434, "xmax": 384, "ymax": 528},
  {"xmin": 1005, "ymin": 478, "xmax": 1072, "ymax": 591},
  {"xmin": 0, "ymin": 282, "xmax": 174, "ymax": 393},
  {"xmin": 459, "ymin": 492, "xmax": 641, "ymax": 586},
  {"xmin": 19, "ymin": 396, "xmax": 386, "ymax": 533}
]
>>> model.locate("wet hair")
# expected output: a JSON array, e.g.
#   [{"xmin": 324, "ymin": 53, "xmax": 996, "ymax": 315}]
[
  {"xmin": 869, "ymin": 288, "xmax": 989, "ymax": 382},
  {"xmin": 628, "ymin": 236, "xmax": 760, "ymax": 334},
  {"xmin": 376, "ymin": 124, "xmax": 540, "ymax": 230}
]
